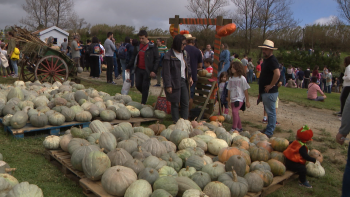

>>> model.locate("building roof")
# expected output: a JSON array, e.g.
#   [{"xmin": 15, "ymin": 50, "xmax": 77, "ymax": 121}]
[{"xmin": 33, "ymin": 26, "xmax": 69, "ymax": 36}]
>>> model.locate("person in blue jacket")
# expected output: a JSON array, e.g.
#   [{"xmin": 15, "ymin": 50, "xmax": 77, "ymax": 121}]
[{"xmin": 218, "ymin": 43, "xmax": 230, "ymax": 77}]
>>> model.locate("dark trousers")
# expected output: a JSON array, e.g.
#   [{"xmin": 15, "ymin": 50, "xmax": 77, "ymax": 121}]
[
  {"xmin": 303, "ymin": 78, "xmax": 310, "ymax": 89},
  {"xmin": 135, "ymin": 67, "xmax": 150, "ymax": 104},
  {"xmin": 105, "ymin": 56, "xmax": 113, "ymax": 82},
  {"xmin": 117, "ymin": 58, "xmax": 122, "ymax": 76},
  {"xmin": 80, "ymin": 55, "xmax": 85, "ymax": 69},
  {"xmin": 8, "ymin": 58, "xmax": 13, "ymax": 73},
  {"xmin": 90, "ymin": 56, "xmax": 100, "ymax": 78},
  {"xmin": 341, "ymin": 86, "xmax": 350, "ymax": 115},
  {"xmin": 171, "ymin": 78, "xmax": 189, "ymax": 123},
  {"xmin": 85, "ymin": 56, "xmax": 90, "ymax": 71},
  {"xmin": 285, "ymin": 159, "xmax": 307, "ymax": 183}
]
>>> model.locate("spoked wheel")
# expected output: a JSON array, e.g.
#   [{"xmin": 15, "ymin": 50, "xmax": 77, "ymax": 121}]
[
  {"xmin": 35, "ymin": 55, "xmax": 68, "ymax": 83},
  {"xmin": 19, "ymin": 58, "xmax": 36, "ymax": 82}
]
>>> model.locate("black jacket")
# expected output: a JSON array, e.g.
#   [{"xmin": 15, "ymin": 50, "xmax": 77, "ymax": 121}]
[{"xmin": 127, "ymin": 42, "xmax": 159, "ymax": 74}]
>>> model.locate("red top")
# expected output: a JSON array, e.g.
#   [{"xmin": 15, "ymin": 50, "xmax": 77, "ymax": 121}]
[
  {"xmin": 206, "ymin": 66, "xmax": 213, "ymax": 73},
  {"xmin": 312, "ymin": 70, "xmax": 319, "ymax": 79},
  {"xmin": 283, "ymin": 140, "xmax": 308, "ymax": 164},
  {"xmin": 137, "ymin": 43, "xmax": 148, "ymax": 70},
  {"xmin": 256, "ymin": 64, "xmax": 261, "ymax": 71}
]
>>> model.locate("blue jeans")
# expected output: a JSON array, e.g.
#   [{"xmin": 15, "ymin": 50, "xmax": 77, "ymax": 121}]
[
  {"xmin": 98, "ymin": 58, "xmax": 101, "ymax": 75},
  {"xmin": 342, "ymin": 142, "xmax": 350, "ymax": 197},
  {"xmin": 281, "ymin": 75, "xmax": 286, "ymax": 86},
  {"xmin": 327, "ymin": 85, "xmax": 332, "ymax": 93},
  {"xmin": 10, "ymin": 60, "xmax": 18, "ymax": 75},
  {"xmin": 120, "ymin": 59, "xmax": 127, "ymax": 82},
  {"xmin": 261, "ymin": 92, "xmax": 279, "ymax": 136},
  {"xmin": 113, "ymin": 57, "xmax": 119, "ymax": 77},
  {"xmin": 248, "ymin": 69, "xmax": 253, "ymax": 83}
]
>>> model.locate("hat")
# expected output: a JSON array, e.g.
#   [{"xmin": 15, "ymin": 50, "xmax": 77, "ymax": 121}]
[
  {"xmin": 183, "ymin": 34, "xmax": 196, "ymax": 40},
  {"xmin": 258, "ymin": 40, "xmax": 277, "ymax": 50},
  {"xmin": 297, "ymin": 125, "xmax": 313, "ymax": 143}
]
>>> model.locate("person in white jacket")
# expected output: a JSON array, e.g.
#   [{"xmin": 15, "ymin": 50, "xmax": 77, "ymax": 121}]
[{"xmin": 340, "ymin": 56, "xmax": 350, "ymax": 120}]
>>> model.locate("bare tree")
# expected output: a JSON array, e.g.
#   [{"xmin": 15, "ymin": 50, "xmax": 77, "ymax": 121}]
[
  {"xmin": 20, "ymin": 0, "xmax": 53, "ymax": 30},
  {"xmin": 69, "ymin": 13, "xmax": 89, "ymax": 34},
  {"xmin": 51, "ymin": 0, "xmax": 74, "ymax": 29},
  {"xmin": 335, "ymin": 0, "xmax": 350, "ymax": 24}
]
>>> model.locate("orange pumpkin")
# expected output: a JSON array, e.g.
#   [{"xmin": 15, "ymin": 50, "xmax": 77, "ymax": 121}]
[
  {"xmin": 209, "ymin": 116, "xmax": 218, "ymax": 122},
  {"xmin": 267, "ymin": 159, "xmax": 286, "ymax": 176},
  {"xmin": 180, "ymin": 30, "xmax": 190, "ymax": 35},
  {"xmin": 217, "ymin": 23, "xmax": 237, "ymax": 37},
  {"xmin": 218, "ymin": 147, "xmax": 241, "ymax": 163},
  {"xmin": 269, "ymin": 137, "xmax": 289, "ymax": 152},
  {"xmin": 231, "ymin": 138, "xmax": 249, "ymax": 150},
  {"xmin": 309, "ymin": 149, "xmax": 323, "ymax": 163},
  {"xmin": 217, "ymin": 116, "xmax": 225, "ymax": 122},
  {"xmin": 256, "ymin": 141, "xmax": 273, "ymax": 153}
]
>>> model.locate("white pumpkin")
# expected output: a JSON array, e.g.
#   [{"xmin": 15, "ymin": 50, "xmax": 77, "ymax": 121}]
[
  {"xmin": 306, "ymin": 161, "xmax": 325, "ymax": 178},
  {"xmin": 204, "ymin": 131, "xmax": 217, "ymax": 138},
  {"xmin": 183, "ymin": 189, "xmax": 209, "ymax": 197},
  {"xmin": 43, "ymin": 135, "xmax": 61, "ymax": 149},
  {"xmin": 208, "ymin": 139, "xmax": 229, "ymax": 155},
  {"xmin": 174, "ymin": 118, "xmax": 193, "ymax": 134},
  {"xmin": 126, "ymin": 106, "xmax": 140, "ymax": 117},
  {"xmin": 178, "ymin": 138, "xmax": 197, "ymax": 150}
]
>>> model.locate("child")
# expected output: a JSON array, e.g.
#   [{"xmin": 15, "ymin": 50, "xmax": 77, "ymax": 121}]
[
  {"xmin": 10, "ymin": 43, "xmax": 20, "ymax": 78},
  {"xmin": 0, "ymin": 43, "xmax": 10, "ymax": 78},
  {"xmin": 227, "ymin": 61, "xmax": 250, "ymax": 132},
  {"xmin": 204, "ymin": 58, "xmax": 213, "ymax": 73},
  {"xmin": 218, "ymin": 72, "xmax": 229, "ymax": 115},
  {"xmin": 283, "ymin": 125, "xmax": 318, "ymax": 188}
]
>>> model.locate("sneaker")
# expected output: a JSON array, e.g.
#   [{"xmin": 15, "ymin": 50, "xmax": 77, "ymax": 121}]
[
  {"xmin": 299, "ymin": 181, "xmax": 312, "ymax": 188},
  {"xmin": 229, "ymin": 129, "xmax": 236, "ymax": 134},
  {"xmin": 262, "ymin": 119, "xmax": 267, "ymax": 124},
  {"xmin": 153, "ymin": 84, "xmax": 161, "ymax": 87},
  {"xmin": 276, "ymin": 121, "xmax": 280, "ymax": 126},
  {"xmin": 12, "ymin": 75, "xmax": 18, "ymax": 78},
  {"xmin": 110, "ymin": 81, "xmax": 117, "ymax": 85}
]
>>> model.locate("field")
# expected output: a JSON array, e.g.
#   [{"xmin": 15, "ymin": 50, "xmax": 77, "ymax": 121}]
[{"xmin": 0, "ymin": 75, "xmax": 346, "ymax": 197}]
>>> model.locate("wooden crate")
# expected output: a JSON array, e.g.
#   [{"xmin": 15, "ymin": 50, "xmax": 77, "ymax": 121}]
[{"xmin": 193, "ymin": 77, "xmax": 217, "ymax": 121}]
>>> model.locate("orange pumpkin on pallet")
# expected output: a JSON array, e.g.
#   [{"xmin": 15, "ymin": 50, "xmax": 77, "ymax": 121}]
[
  {"xmin": 217, "ymin": 23, "xmax": 237, "ymax": 37},
  {"xmin": 209, "ymin": 116, "xmax": 218, "ymax": 121},
  {"xmin": 209, "ymin": 116, "xmax": 225, "ymax": 122}
]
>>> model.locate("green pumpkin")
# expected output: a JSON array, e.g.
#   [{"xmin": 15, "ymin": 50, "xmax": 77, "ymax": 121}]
[
  {"xmin": 250, "ymin": 161, "xmax": 271, "ymax": 172},
  {"xmin": 134, "ymin": 127, "xmax": 155, "ymax": 137},
  {"xmin": 202, "ymin": 163, "xmax": 226, "ymax": 181},
  {"xmin": 203, "ymin": 181, "xmax": 231, "ymax": 197},
  {"xmin": 28, "ymin": 112, "xmax": 47, "ymax": 128},
  {"xmin": 190, "ymin": 171, "xmax": 211, "ymax": 190},
  {"xmin": 185, "ymin": 147, "xmax": 205, "ymax": 157},
  {"xmin": 143, "ymin": 156, "xmax": 167, "ymax": 170},
  {"xmin": 5, "ymin": 181, "xmax": 43, "ymax": 197},
  {"xmin": 124, "ymin": 159, "xmax": 145, "ymax": 175},
  {"xmin": 10, "ymin": 111, "xmax": 28, "ymax": 129},
  {"xmin": 127, "ymin": 101, "xmax": 143, "ymax": 110},
  {"xmin": 124, "ymin": 179, "xmax": 152, "ymax": 197},
  {"xmin": 192, "ymin": 135, "xmax": 214, "ymax": 144},
  {"xmin": 138, "ymin": 167, "xmax": 159, "ymax": 185},
  {"xmin": 140, "ymin": 107, "xmax": 154, "ymax": 118},
  {"xmin": 71, "ymin": 145, "xmax": 100, "ymax": 171},
  {"xmin": 126, "ymin": 106, "xmax": 141, "ymax": 117},
  {"xmin": 115, "ymin": 107, "xmax": 131, "ymax": 120},
  {"xmin": 162, "ymin": 141, "xmax": 177, "ymax": 153},
  {"xmin": 160, "ymin": 129, "xmax": 173, "ymax": 140},
  {"xmin": 249, "ymin": 146, "xmax": 271, "ymax": 162},
  {"xmin": 18, "ymin": 100, "xmax": 34, "ymax": 110},
  {"xmin": 75, "ymin": 111, "xmax": 92, "ymax": 122},
  {"xmin": 117, "ymin": 140, "xmax": 138, "ymax": 154},
  {"xmin": 7, "ymin": 87, "xmax": 24, "ymax": 101},
  {"xmin": 244, "ymin": 172, "xmax": 264, "ymax": 193},
  {"xmin": 43, "ymin": 135, "xmax": 60, "ymax": 149},
  {"xmin": 107, "ymin": 148, "xmax": 133, "ymax": 166},
  {"xmin": 121, "ymin": 95, "xmax": 132, "ymax": 103},
  {"xmin": 176, "ymin": 149, "xmax": 192, "ymax": 164},
  {"xmin": 179, "ymin": 166, "xmax": 196, "ymax": 177},
  {"xmin": 89, "ymin": 120, "xmax": 109, "ymax": 133},
  {"xmin": 185, "ymin": 155, "xmax": 207, "ymax": 171},
  {"xmin": 83, "ymin": 150, "xmax": 111, "ymax": 181},
  {"xmin": 67, "ymin": 138, "xmax": 90, "ymax": 154},
  {"xmin": 192, "ymin": 137, "xmax": 207, "ymax": 152},
  {"xmin": 3, "ymin": 104, "xmax": 20, "ymax": 116},
  {"xmin": 60, "ymin": 107, "xmax": 75, "ymax": 122},
  {"xmin": 71, "ymin": 127, "xmax": 92, "ymax": 139},
  {"xmin": 141, "ymin": 138, "xmax": 167, "ymax": 157},
  {"xmin": 86, "ymin": 133, "xmax": 101, "ymax": 145},
  {"xmin": 151, "ymin": 189, "xmax": 173, "ymax": 197},
  {"xmin": 153, "ymin": 176, "xmax": 178, "ymax": 197},
  {"xmin": 217, "ymin": 170, "xmax": 249, "ymax": 197},
  {"xmin": 0, "ymin": 173, "xmax": 18, "ymax": 188},
  {"xmin": 175, "ymin": 176, "xmax": 202, "ymax": 196},
  {"xmin": 99, "ymin": 132, "xmax": 117, "ymax": 153},
  {"xmin": 74, "ymin": 90, "xmax": 88, "ymax": 102},
  {"xmin": 130, "ymin": 132, "xmax": 150, "ymax": 145},
  {"xmin": 160, "ymin": 152, "xmax": 183, "ymax": 172},
  {"xmin": 48, "ymin": 113, "xmax": 65, "ymax": 126},
  {"xmin": 253, "ymin": 170, "xmax": 274, "ymax": 187},
  {"xmin": 132, "ymin": 146, "xmax": 152, "ymax": 161},
  {"xmin": 2, "ymin": 114, "xmax": 13, "ymax": 126},
  {"xmin": 101, "ymin": 165, "xmax": 137, "ymax": 196},
  {"xmin": 44, "ymin": 110, "xmax": 55, "ymax": 117},
  {"xmin": 112, "ymin": 122, "xmax": 134, "ymax": 142},
  {"xmin": 170, "ymin": 129, "xmax": 189, "ymax": 147},
  {"xmin": 89, "ymin": 104, "xmax": 100, "ymax": 118},
  {"xmin": 154, "ymin": 110, "xmax": 166, "ymax": 119},
  {"xmin": 225, "ymin": 155, "xmax": 247, "ymax": 177},
  {"xmin": 217, "ymin": 132, "xmax": 233, "ymax": 146},
  {"xmin": 100, "ymin": 110, "xmax": 116, "ymax": 121}
]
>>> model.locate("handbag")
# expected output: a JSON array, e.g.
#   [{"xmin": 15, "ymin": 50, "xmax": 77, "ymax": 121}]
[{"xmin": 155, "ymin": 87, "xmax": 171, "ymax": 114}]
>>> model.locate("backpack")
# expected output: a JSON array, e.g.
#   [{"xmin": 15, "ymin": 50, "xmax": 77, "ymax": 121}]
[
  {"xmin": 84, "ymin": 44, "xmax": 90, "ymax": 56},
  {"xmin": 91, "ymin": 44, "xmax": 101, "ymax": 55},
  {"xmin": 118, "ymin": 44, "xmax": 128, "ymax": 59}
]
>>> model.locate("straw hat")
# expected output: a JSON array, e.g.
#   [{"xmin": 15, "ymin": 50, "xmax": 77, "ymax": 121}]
[
  {"xmin": 183, "ymin": 34, "xmax": 196, "ymax": 40},
  {"xmin": 258, "ymin": 40, "xmax": 277, "ymax": 50}
]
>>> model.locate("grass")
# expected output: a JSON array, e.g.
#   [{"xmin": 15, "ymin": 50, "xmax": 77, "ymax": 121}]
[{"xmin": 248, "ymin": 83, "xmax": 340, "ymax": 111}]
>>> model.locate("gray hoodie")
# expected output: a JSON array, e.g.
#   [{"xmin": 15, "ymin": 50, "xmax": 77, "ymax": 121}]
[{"xmin": 104, "ymin": 38, "xmax": 116, "ymax": 57}]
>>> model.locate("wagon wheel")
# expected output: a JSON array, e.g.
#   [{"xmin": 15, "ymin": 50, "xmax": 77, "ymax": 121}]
[
  {"xmin": 35, "ymin": 55, "xmax": 68, "ymax": 83},
  {"xmin": 19, "ymin": 59, "xmax": 35, "ymax": 82}
]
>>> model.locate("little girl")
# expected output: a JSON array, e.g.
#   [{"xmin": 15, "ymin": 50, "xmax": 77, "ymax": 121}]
[
  {"xmin": 218, "ymin": 72, "xmax": 229, "ymax": 114},
  {"xmin": 227, "ymin": 62, "xmax": 250, "ymax": 132}
]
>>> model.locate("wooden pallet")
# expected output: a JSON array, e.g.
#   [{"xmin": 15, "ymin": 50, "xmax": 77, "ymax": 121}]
[
  {"xmin": 80, "ymin": 179, "xmax": 113, "ymax": 197},
  {"xmin": 94, "ymin": 117, "xmax": 159, "ymax": 127},
  {"xmin": 194, "ymin": 77, "xmax": 217, "ymax": 121},
  {"xmin": 0, "ymin": 119, "xmax": 90, "ymax": 139},
  {"xmin": 46, "ymin": 150, "xmax": 85, "ymax": 184}
]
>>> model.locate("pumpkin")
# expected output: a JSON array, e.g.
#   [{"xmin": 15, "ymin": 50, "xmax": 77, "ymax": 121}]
[
  {"xmin": 256, "ymin": 141, "xmax": 273, "ymax": 153},
  {"xmin": 249, "ymin": 146, "xmax": 271, "ymax": 162},
  {"xmin": 309, "ymin": 149, "xmax": 323, "ymax": 163},
  {"xmin": 217, "ymin": 23, "xmax": 236, "ymax": 37},
  {"xmin": 141, "ymin": 138, "xmax": 167, "ymax": 157},
  {"xmin": 186, "ymin": 147, "xmax": 205, "ymax": 157},
  {"xmin": 193, "ymin": 135, "xmax": 214, "ymax": 144},
  {"xmin": 71, "ymin": 145, "xmax": 100, "ymax": 171},
  {"xmin": 117, "ymin": 140, "xmax": 138, "ymax": 154},
  {"xmin": 185, "ymin": 155, "xmax": 207, "ymax": 171},
  {"xmin": 140, "ymin": 107, "xmax": 154, "ymax": 118},
  {"xmin": 180, "ymin": 30, "xmax": 190, "ymax": 34},
  {"xmin": 86, "ymin": 133, "xmax": 101, "ymax": 145},
  {"xmin": 113, "ymin": 123, "xmax": 134, "ymax": 142},
  {"xmin": 202, "ymin": 155, "xmax": 213, "ymax": 166},
  {"xmin": 130, "ymin": 132, "xmax": 150, "ymax": 145},
  {"xmin": 306, "ymin": 161, "xmax": 325, "ymax": 177},
  {"xmin": 89, "ymin": 120, "xmax": 109, "ymax": 133},
  {"xmin": 67, "ymin": 138, "xmax": 90, "ymax": 154},
  {"xmin": 189, "ymin": 129, "xmax": 204, "ymax": 137},
  {"xmin": 132, "ymin": 146, "xmax": 152, "ymax": 161},
  {"xmin": 160, "ymin": 129, "xmax": 173, "ymax": 140},
  {"xmin": 244, "ymin": 172, "xmax": 264, "ymax": 193},
  {"xmin": 209, "ymin": 116, "xmax": 218, "ymax": 122},
  {"xmin": 116, "ymin": 107, "xmax": 131, "ymax": 120},
  {"xmin": 225, "ymin": 154, "xmax": 246, "ymax": 176},
  {"xmin": 183, "ymin": 189, "xmax": 208, "ymax": 197},
  {"xmin": 70, "ymin": 105, "xmax": 84, "ymax": 115},
  {"xmin": 174, "ymin": 118, "xmax": 193, "ymax": 134},
  {"xmin": 60, "ymin": 134, "xmax": 73, "ymax": 152},
  {"xmin": 179, "ymin": 166, "xmax": 196, "ymax": 177},
  {"xmin": 5, "ymin": 181, "xmax": 43, "ymax": 197},
  {"xmin": 218, "ymin": 170, "xmax": 249, "ymax": 197},
  {"xmin": 232, "ymin": 137, "xmax": 249, "ymax": 150},
  {"xmin": 208, "ymin": 139, "xmax": 229, "ymax": 155},
  {"xmin": 134, "ymin": 127, "xmax": 155, "ymax": 137},
  {"xmin": 74, "ymin": 90, "xmax": 88, "ymax": 102},
  {"xmin": 2, "ymin": 114, "xmax": 13, "ymax": 126},
  {"xmin": 176, "ymin": 149, "xmax": 192, "ymax": 164},
  {"xmin": 127, "ymin": 101, "xmax": 143, "ymax": 110},
  {"xmin": 71, "ymin": 127, "xmax": 92, "ymax": 138},
  {"xmin": 170, "ymin": 129, "xmax": 189, "ymax": 147},
  {"xmin": 192, "ymin": 137, "xmax": 207, "ymax": 152},
  {"xmin": 175, "ymin": 176, "xmax": 202, "ymax": 196},
  {"xmin": 43, "ymin": 135, "xmax": 60, "ymax": 149},
  {"xmin": 10, "ymin": 111, "xmax": 28, "ymax": 129},
  {"xmin": 48, "ymin": 112, "xmax": 65, "ymax": 126},
  {"xmin": 101, "ymin": 165, "xmax": 137, "ymax": 196},
  {"xmin": 267, "ymin": 159, "xmax": 286, "ymax": 176},
  {"xmin": 162, "ymin": 141, "xmax": 177, "ymax": 153},
  {"xmin": 178, "ymin": 138, "xmax": 197, "ymax": 150},
  {"xmin": 254, "ymin": 170, "xmax": 274, "ymax": 187},
  {"xmin": 89, "ymin": 104, "xmax": 100, "ymax": 118},
  {"xmin": 138, "ymin": 167, "xmax": 159, "ymax": 185},
  {"xmin": 124, "ymin": 159, "xmax": 145, "ymax": 175},
  {"xmin": 250, "ymin": 133, "xmax": 269, "ymax": 144},
  {"xmin": 250, "ymin": 161, "xmax": 271, "ymax": 172},
  {"xmin": 107, "ymin": 148, "xmax": 133, "ymax": 166},
  {"xmin": 153, "ymin": 176, "xmax": 178, "ymax": 196},
  {"xmin": 124, "ymin": 179, "xmax": 152, "ymax": 197},
  {"xmin": 203, "ymin": 181, "xmax": 231, "ymax": 197},
  {"xmin": 218, "ymin": 147, "xmax": 241, "ymax": 163},
  {"xmin": 151, "ymin": 189, "xmax": 173, "ymax": 197},
  {"xmin": 100, "ymin": 110, "xmax": 116, "ymax": 121},
  {"xmin": 269, "ymin": 137, "xmax": 289, "ymax": 152},
  {"xmin": 75, "ymin": 111, "xmax": 92, "ymax": 122},
  {"xmin": 99, "ymin": 132, "xmax": 117, "ymax": 153},
  {"xmin": 198, "ymin": 69, "xmax": 208, "ymax": 77},
  {"xmin": 143, "ymin": 156, "xmax": 167, "ymax": 170},
  {"xmin": 202, "ymin": 163, "xmax": 226, "ymax": 181},
  {"xmin": 0, "ymin": 173, "xmax": 18, "ymax": 188},
  {"xmin": 7, "ymin": 87, "xmax": 24, "ymax": 101},
  {"xmin": 160, "ymin": 152, "xmax": 183, "ymax": 172},
  {"xmin": 270, "ymin": 151, "xmax": 286, "ymax": 163},
  {"xmin": 190, "ymin": 171, "xmax": 211, "ymax": 190},
  {"xmin": 217, "ymin": 131, "xmax": 233, "ymax": 146},
  {"xmin": 195, "ymin": 125, "xmax": 209, "ymax": 132},
  {"xmin": 154, "ymin": 110, "xmax": 166, "ymax": 119},
  {"xmin": 205, "ymin": 130, "xmax": 217, "ymax": 138},
  {"xmin": 158, "ymin": 166, "xmax": 178, "ymax": 177},
  {"xmin": 148, "ymin": 122, "xmax": 166, "ymax": 135}
]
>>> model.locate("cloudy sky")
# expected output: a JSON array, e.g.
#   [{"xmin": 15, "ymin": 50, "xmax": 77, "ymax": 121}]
[{"xmin": 0, "ymin": 0, "xmax": 340, "ymax": 31}]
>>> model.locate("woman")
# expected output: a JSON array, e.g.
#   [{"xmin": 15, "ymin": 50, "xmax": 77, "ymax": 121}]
[
  {"xmin": 89, "ymin": 37, "xmax": 101, "ymax": 79},
  {"xmin": 307, "ymin": 76, "xmax": 326, "ymax": 101},
  {"xmin": 218, "ymin": 43, "xmax": 230, "ymax": 77},
  {"xmin": 162, "ymin": 34, "xmax": 193, "ymax": 123},
  {"xmin": 286, "ymin": 65, "xmax": 293, "ymax": 81},
  {"xmin": 340, "ymin": 57, "xmax": 350, "ymax": 120}
]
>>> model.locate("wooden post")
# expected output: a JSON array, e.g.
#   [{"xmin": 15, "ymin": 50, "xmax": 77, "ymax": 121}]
[
  {"xmin": 213, "ymin": 16, "xmax": 223, "ymax": 81},
  {"xmin": 173, "ymin": 15, "xmax": 180, "ymax": 37}
]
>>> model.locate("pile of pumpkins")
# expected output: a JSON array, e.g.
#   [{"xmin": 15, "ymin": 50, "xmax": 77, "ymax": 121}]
[
  {"xmin": 0, "ymin": 153, "xmax": 44, "ymax": 197},
  {"xmin": 0, "ymin": 80, "xmax": 166, "ymax": 130},
  {"xmin": 43, "ymin": 118, "xmax": 325, "ymax": 197}
]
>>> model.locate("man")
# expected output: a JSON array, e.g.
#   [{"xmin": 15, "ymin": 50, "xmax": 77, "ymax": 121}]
[
  {"xmin": 304, "ymin": 66, "xmax": 311, "ymax": 88},
  {"xmin": 127, "ymin": 30, "xmax": 159, "ymax": 104},
  {"xmin": 84, "ymin": 40, "xmax": 91, "ymax": 72},
  {"xmin": 232, "ymin": 54, "xmax": 241, "ymax": 64},
  {"xmin": 154, "ymin": 38, "xmax": 168, "ymax": 87},
  {"xmin": 296, "ymin": 67, "xmax": 304, "ymax": 88},
  {"xmin": 71, "ymin": 36, "xmax": 82, "ymax": 68},
  {"xmin": 61, "ymin": 38, "xmax": 68, "ymax": 54},
  {"xmin": 230, "ymin": 53, "xmax": 236, "ymax": 62},
  {"xmin": 203, "ymin": 44, "xmax": 214, "ymax": 61},
  {"xmin": 241, "ymin": 54, "xmax": 248, "ymax": 74},
  {"xmin": 258, "ymin": 40, "xmax": 281, "ymax": 138},
  {"xmin": 120, "ymin": 37, "xmax": 131, "ymax": 82},
  {"xmin": 184, "ymin": 34, "xmax": 203, "ymax": 110},
  {"xmin": 104, "ymin": 32, "xmax": 116, "ymax": 84}
]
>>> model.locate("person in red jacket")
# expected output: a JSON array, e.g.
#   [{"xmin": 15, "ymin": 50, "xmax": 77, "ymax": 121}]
[{"xmin": 283, "ymin": 125, "xmax": 317, "ymax": 188}]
